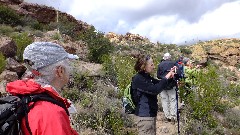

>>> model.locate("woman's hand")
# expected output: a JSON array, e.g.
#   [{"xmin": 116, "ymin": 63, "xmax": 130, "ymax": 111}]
[{"xmin": 165, "ymin": 66, "xmax": 177, "ymax": 79}]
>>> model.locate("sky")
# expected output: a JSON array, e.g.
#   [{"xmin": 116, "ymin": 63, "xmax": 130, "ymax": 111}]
[{"xmin": 25, "ymin": 0, "xmax": 240, "ymax": 45}]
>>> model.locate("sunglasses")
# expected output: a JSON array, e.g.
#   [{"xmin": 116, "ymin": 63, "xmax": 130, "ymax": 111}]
[{"xmin": 145, "ymin": 55, "xmax": 151, "ymax": 61}]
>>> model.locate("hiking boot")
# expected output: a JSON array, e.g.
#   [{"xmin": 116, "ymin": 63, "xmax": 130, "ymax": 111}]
[{"xmin": 171, "ymin": 118, "xmax": 176, "ymax": 125}]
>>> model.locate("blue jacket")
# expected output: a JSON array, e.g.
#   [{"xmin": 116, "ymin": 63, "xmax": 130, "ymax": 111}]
[{"xmin": 132, "ymin": 72, "xmax": 168, "ymax": 117}]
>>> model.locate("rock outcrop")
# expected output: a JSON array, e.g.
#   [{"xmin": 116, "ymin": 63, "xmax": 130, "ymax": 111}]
[
  {"xmin": 105, "ymin": 32, "xmax": 152, "ymax": 46},
  {"xmin": 0, "ymin": 36, "xmax": 17, "ymax": 58},
  {"xmin": 0, "ymin": 0, "xmax": 91, "ymax": 33},
  {"xmin": 191, "ymin": 38, "xmax": 240, "ymax": 67}
]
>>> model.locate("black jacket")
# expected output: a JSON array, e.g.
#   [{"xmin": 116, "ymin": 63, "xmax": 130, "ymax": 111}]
[
  {"xmin": 132, "ymin": 72, "xmax": 168, "ymax": 117},
  {"xmin": 157, "ymin": 60, "xmax": 180, "ymax": 89}
]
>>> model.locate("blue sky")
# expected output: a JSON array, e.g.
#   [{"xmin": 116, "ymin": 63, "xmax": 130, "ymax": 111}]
[{"xmin": 25, "ymin": 0, "xmax": 240, "ymax": 45}]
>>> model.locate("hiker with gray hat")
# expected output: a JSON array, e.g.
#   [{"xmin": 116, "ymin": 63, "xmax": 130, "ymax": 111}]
[
  {"xmin": 157, "ymin": 53, "xmax": 181, "ymax": 124},
  {"xmin": 6, "ymin": 42, "xmax": 79, "ymax": 135}
]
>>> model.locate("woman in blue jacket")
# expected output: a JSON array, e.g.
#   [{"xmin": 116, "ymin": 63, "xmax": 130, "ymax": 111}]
[{"xmin": 132, "ymin": 54, "xmax": 176, "ymax": 135}]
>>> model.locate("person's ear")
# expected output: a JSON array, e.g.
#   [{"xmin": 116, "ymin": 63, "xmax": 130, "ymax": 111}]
[{"xmin": 55, "ymin": 66, "xmax": 65, "ymax": 78}]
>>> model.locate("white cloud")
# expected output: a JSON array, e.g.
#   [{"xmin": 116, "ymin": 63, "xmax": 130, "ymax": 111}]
[
  {"xmin": 25, "ymin": 0, "xmax": 240, "ymax": 45},
  {"xmin": 130, "ymin": 1, "xmax": 240, "ymax": 44}
]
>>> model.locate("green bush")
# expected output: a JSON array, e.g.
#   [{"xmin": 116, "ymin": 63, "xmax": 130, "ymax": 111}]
[
  {"xmin": 225, "ymin": 84, "xmax": 240, "ymax": 106},
  {"xmin": 180, "ymin": 47, "xmax": 192, "ymax": 55},
  {"xmin": 113, "ymin": 55, "xmax": 136, "ymax": 97},
  {"xmin": 20, "ymin": 16, "xmax": 44, "ymax": 30},
  {"xmin": 102, "ymin": 54, "xmax": 118, "ymax": 85},
  {"xmin": 224, "ymin": 109, "xmax": 240, "ymax": 130},
  {"xmin": 0, "ymin": 25, "xmax": 14, "ymax": 36},
  {"xmin": 0, "ymin": 53, "xmax": 6, "ymax": 73},
  {"xmin": 0, "ymin": 5, "xmax": 21, "ymax": 26},
  {"xmin": 58, "ymin": 15, "xmax": 76, "ymax": 38},
  {"xmin": 51, "ymin": 32, "xmax": 62, "ymax": 40},
  {"xmin": 31, "ymin": 30, "xmax": 44, "ymax": 37},
  {"xmin": 11, "ymin": 32, "xmax": 33, "ymax": 61},
  {"xmin": 183, "ymin": 66, "xmax": 227, "ymax": 129},
  {"xmin": 78, "ymin": 26, "xmax": 114, "ymax": 63}
]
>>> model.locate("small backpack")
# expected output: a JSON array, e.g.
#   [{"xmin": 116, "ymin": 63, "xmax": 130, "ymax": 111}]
[
  {"xmin": 122, "ymin": 83, "xmax": 136, "ymax": 114},
  {"xmin": 0, "ymin": 93, "xmax": 69, "ymax": 135}
]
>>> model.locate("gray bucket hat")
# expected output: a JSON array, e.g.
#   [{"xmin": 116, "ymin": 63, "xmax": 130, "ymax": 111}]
[{"xmin": 23, "ymin": 42, "xmax": 79, "ymax": 70}]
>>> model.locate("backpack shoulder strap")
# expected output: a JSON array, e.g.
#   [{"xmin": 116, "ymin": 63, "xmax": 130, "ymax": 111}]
[
  {"xmin": 21, "ymin": 93, "xmax": 70, "ymax": 135},
  {"xmin": 30, "ymin": 93, "xmax": 69, "ymax": 116}
]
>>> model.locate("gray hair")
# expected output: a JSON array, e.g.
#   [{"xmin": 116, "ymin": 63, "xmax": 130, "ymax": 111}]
[{"xmin": 23, "ymin": 59, "xmax": 71, "ymax": 87}]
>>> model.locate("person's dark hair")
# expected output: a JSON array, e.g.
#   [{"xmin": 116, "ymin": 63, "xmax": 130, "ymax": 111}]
[{"xmin": 134, "ymin": 54, "xmax": 151, "ymax": 72}]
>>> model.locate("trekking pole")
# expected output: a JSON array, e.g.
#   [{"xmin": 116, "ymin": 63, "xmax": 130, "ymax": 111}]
[{"xmin": 175, "ymin": 80, "xmax": 180, "ymax": 135}]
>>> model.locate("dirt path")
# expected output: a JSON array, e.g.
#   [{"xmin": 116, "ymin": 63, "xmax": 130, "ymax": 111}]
[{"xmin": 156, "ymin": 112, "xmax": 178, "ymax": 135}]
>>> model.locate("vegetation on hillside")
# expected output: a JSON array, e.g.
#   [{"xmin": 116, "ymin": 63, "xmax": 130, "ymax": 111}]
[
  {"xmin": 0, "ymin": 5, "xmax": 21, "ymax": 26},
  {"xmin": 78, "ymin": 26, "xmax": 114, "ymax": 64},
  {"xmin": 0, "ymin": 3, "xmax": 239, "ymax": 135},
  {"xmin": 0, "ymin": 53, "xmax": 6, "ymax": 74}
]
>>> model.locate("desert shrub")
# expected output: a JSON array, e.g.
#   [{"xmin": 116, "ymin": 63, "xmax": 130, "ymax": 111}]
[
  {"xmin": 113, "ymin": 55, "xmax": 136, "ymax": 97},
  {"xmin": 47, "ymin": 21, "xmax": 58, "ymax": 31},
  {"xmin": 31, "ymin": 30, "xmax": 44, "ymax": 37},
  {"xmin": 140, "ymin": 44, "xmax": 154, "ymax": 53},
  {"xmin": 0, "ymin": 53, "xmax": 6, "ymax": 73},
  {"xmin": 58, "ymin": 15, "xmax": 76, "ymax": 38},
  {"xmin": 0, "ymin": 5, "xmax": 21, "ymax": 26},
  {"xmin": 72, "ymin": 72, "xmax": 94, "ymax": 91},
  {"xmin": 182, "ymin": 66, "xmax": 227, "ymax": 131},
  {"xmin": 20, "ymin": 16, "xmax": 44, "ymax": 30},
  {"xmin": 51, "ymin": 32, "xmax": 62, "ymax": 40},
  {"xmin": 224, "ymin": 108, "xmax": 240, "ymax": 130},
  {"xmin": 102, "ymin": 54, "xmax": 118, "ymax": 85},
  {"xmin": 0, "ymin": 25, "xmax": 14, "ymax": 36},
  {"xmin": 180, "ymin": 47, "xmax": 192, "ymax": 55},
  {"xmin": 11, "ymin": 32, "xmax": 33, "ymax": 61},
  {"xmin": 68, "ymin": 78, "xmax": 136, "ymax": 135},
  {"xmin": 78, "ymin": 26, "xmax": 114, "ymax": 63},
  {"xmin": 224, "ymin": 84, "xmax": 240, "ymax": 106}
]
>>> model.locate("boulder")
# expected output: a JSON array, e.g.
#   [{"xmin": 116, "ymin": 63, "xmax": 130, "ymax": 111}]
[
  {"xmin": 5, "ymin": 58, "xmax": 26, "ymax": 77},
  {"xmin": 0, "ymin": 80, "xmax": 7, "ymax": 96},
  {"xmin": 0, "ymin": 70, "xmax": 18, "ymax": 82},
  {"xmin": 0, "ymin": 36, "xmax": 17, "ymax": 58}
]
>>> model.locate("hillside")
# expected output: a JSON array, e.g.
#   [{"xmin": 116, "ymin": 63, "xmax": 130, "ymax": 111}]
[{"xmin": 0, "ymin": 0, "xmax": 239, "ymax": 134}]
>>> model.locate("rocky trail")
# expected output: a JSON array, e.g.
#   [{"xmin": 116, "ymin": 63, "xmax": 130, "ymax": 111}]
[{"xmin": 156, "ymin": 112, "xmax": 178, "ymax": 135}]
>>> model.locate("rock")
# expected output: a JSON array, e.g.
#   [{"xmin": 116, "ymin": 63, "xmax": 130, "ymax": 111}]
[
  {"xmin": 0, "ymin": 80, "xmax": 7, "ymax": 95},
  {"xmin": 220, "ymin": 47, "xmax": 239, "ymax": 57},
  {"xmin": 0, "ymin": 70, "xmax": 18, "ymax": 82},
  {"xmin": 158, "ymin": 126, "xmax": 169, "ymax": 133},
  {"xmin": 0, "ymin": 36, "xmax": 17, "ymax": 58},
  {"xmin": 191, "ymin": 38, "xmax": 240, "ymax": 71},
  {"xmin": 226, "ymin": 56, "xmax": 239, "ymax": 66},
  {"xmin": 5, "ymin": 58, "xmax": 26, "ymax": 77},
  {"xmin": 105, "ymin": 32, "xmax": 151, "ymax": 46}
]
